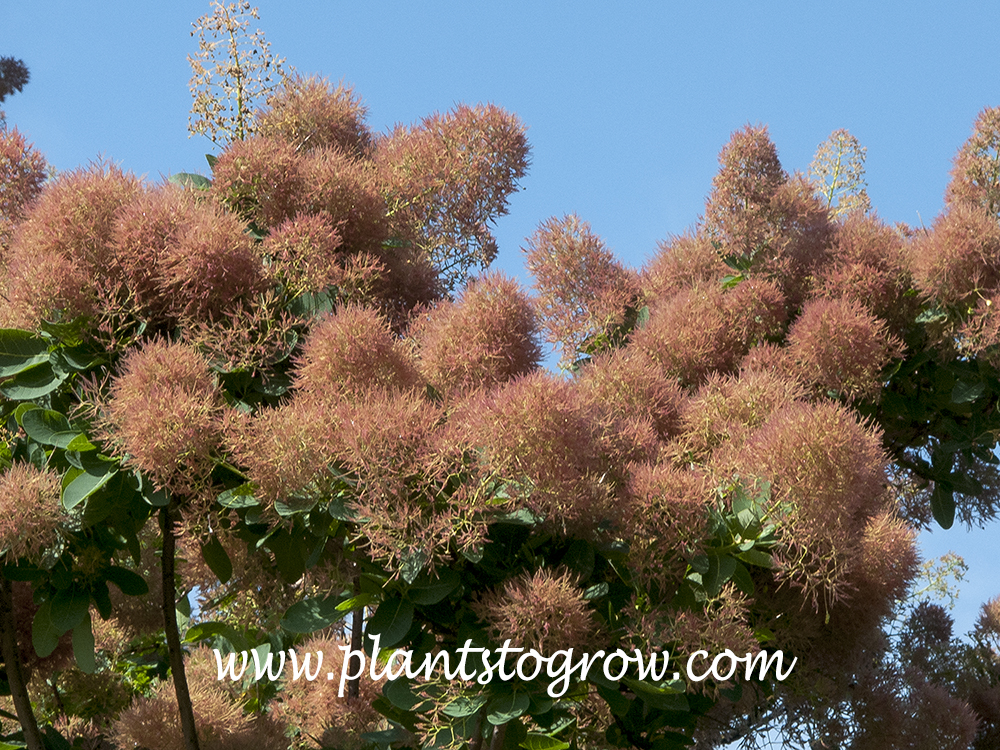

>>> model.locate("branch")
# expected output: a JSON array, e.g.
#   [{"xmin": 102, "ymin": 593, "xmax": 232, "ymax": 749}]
[
  {"xmin": 0, "ymin": 577, "xmax": 44, "ymax": 750},
  {"xmin": 161, "ymin": 505, "xmax": 202, "ymax": 750}
]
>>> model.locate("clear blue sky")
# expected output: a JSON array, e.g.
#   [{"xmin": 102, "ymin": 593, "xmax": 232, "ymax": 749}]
[{"xmin": 3, "ymin": 0, "xmax": 997, "ymax": 647}]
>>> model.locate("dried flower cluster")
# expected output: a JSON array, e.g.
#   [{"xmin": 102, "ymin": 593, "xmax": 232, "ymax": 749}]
[
  {"xmin": 0, "ymin": 123, "xmax": 47, "ymax": 249},
  {"xmin": 257, "ymin": 75, "xmax": 374, "ymax": 158},
  {"xmin": 0, "ymin": 464, "xmax": 62, "ymax": 563},
  {"xmin": 99, "ymin": 340, "xmax": 222, "ymax": 495},
  {"xmin": 412, "ymin": 271, "xmax": 541, "ymax": 395},
  {"xmin": 524, "ymin": 214, "xmax": 639, "ymax": 366},
  {"xmin": 111, "ymin": 647, "xmax": 287, "ymax": 750},
  {"xmin": 472, "ymin": 568, "xmax": 600, "ymax": 654},
  {"xmin": 378, "ymin": 103, "xmax": 530, "ymax": 292}
]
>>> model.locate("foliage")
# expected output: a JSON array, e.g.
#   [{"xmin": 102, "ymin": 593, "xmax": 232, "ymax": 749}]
[
  {"xmin": 0, "ymin": 57, "xmax": 30, "ymax": 104},
  {"xmin": 0, "ymin": 5, "xmax": 999, "ymax": 750}
]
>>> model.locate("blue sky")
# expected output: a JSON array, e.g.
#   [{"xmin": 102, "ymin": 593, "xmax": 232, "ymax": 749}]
[{"xmin": 3, "ymin": 0, "xmax": 997, "ymax": 647}]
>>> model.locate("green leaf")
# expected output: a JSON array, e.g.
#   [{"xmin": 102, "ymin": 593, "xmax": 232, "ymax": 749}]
[
  {"xmin": 168, "ymin": 172, "xmax": 212, "ymax": 190},
  {"xmin": 142, "ymin": 484, "xmax": 170, "ymax": 507},
  {"xmin": 218, "ymin": 483, "xmax": 259, "ymax": 509},
  {"xmin": 689, "ymin": 555, "xmax": 709, "ymax": 575},
  {"xmin": 487, "ymin": 690, "xmax": 530, "ymax": 725},
  {"xmin": 89, "ymin": 582, "xmax": 111, "ymax": 621},
  {"xmin": 201, "ymin": 535, "xmax": 233, "ymax": 584},
  {"xmin": 56, "ymin": 345, "xmax": 104, "ymax": 372},
  {"xmin": 735, "ymin": 549, "xmax": 774, "ymax": 569},
  {"xmin": 366, "ymin": 597, "xmax": 414, "ymax": 649},
  {"xmin": 72, "ymin": 613, "xmax": 96, "ymax": 674},
  {"xmin": 583, "ymin": 582, "xmax": 609, "ymax": 600},
  {"xmin": 42, "ymin": 725, "xmax": 73, "ymax": 750},
  {"xmin": 336, "ymin": 593, "xmax": 376, "ymax": 612},
  {"xmin": 400, "ymin": 549, "xmax": 428, "ymax": 585},
  {"xmin": 730, "ymin": 561, "xmax": 755, "ymax": 596},
  {"xmin": 274, "ymin": 496, "xmax": 316, "ymax": 517},
  {"xmin": 1, "ymin": 563, "xmax": 43, "ymax": 582},
  {"xmin": 595, "ymin": 684, "xmax": 631, "ymax": 717},
  {"xmin": 718, "ymin": 555, "xmax": 738, "ymax": 587},
  {"xmin": 267, "ymin": 527, "xmax": 306, "ymax": 583},
  {"xmin": 407, "ymin": 568, "xmax": 460, "ymax": 605},
  {"xmin": 206, "ymin": 153, "xmax": 218, "ymax": 169},
  {"xmin": 442, "ymin": 693, "xmax": 488, "ymax": 718},
  {"xmin": 720, "ymin": 273, "xmax": 744, "ymax": 289},
  {"xmin": 176, "ymin": 593, "xmax": 191, "ymax": 634},
  {"xmin": 952, "ymin": 380, "xmax": 987, "ymax": 404},
  {"xmin": 252, "ymin": 371, "xmax": 292, "ymax": 397},
  {"xmin": 281, "ymin": 595, "xmax": 348, "ymax": 634},
  {"xmin": 461, "ymin": 546, "xmax": 484, "ymax": 564},
  {"xmin": 65, "ymin": 433, "xmax": 97, "ymax": 451},
  {"xmin": 105, "ymin": 566, "xmax": 149, "ymax": 596},
  {"xmin": 384, "ymin": 677, "xmax": 425, "ymax": 711},
  {"xmin": 501, "ymin": 717, "xmax": 528, "ymax": 750},
  {"xmin": 562, "ymin": 540, "xmax": 595, "ymax": 579},
  {"xmin": 362, "ymin": 726, "xmax": 412, "ymax": 748},
  {"xmin": 701, "ymin": 556, "xmax": 724, "ymax": 597},
  {"xmin": 931, "ymin": 484, "xmax": 956, "ymax": 529},
  {"xmin": 32, "ymin": 601, "xmax": 60, "ymax": 658},
  {"xmin": 62, "ymin": 461, "xmax": 117, "ymax": 510},
  {"xmin": 184, "ymin": 621, "xmax": 250, "ymax": 652},
  {"xmin": 13, "ymin": 402, "xmax": 38, "ymax": 426},
  {"xmin": 0, "ymin": 361, "xmax": 64, "ymax": 400},
  {"xmin": 0, "ymin": 328, "xmax": 48, "ymax": 378},
  {"xmin": 494, "ymin": 508, "xmax": 541, "ymax": 526},
  {"xmin": 287, "ymin": 289, "xmax": 336, "ymax": 318},
  {"xmin": 915, "ymin": 307, "xmax": 948, "ymax": 324},
  {"xmin": 50, "ymin": 588, "xmax": 90, "ymax": 633},
  {"xmin": 20, "ymin": 409, "xmax": 80, "ymax": 448},
  {"xmin": 621, "ymin": 677, "xmax": 689, "ymax": 712},
  {"xmin": 521, "ymin": 734, "xmax": 570, "ymax": 750}
]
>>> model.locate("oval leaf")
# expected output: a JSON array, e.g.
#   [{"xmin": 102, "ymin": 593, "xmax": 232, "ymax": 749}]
[
  {"xmin": 168, "ymin": 172, "xmax": 212, "ymax": 190},
  {"xmin": 21, "ymin": 409, "xmax": 80, "ymax": 449},
  {"xmin": 952, "ymin": 379, "xmax": 986, "ymax": 404},
  {"xmin": 218, "ymin": 483, "xmax": 259, "ymax": 509},
  {"xmin": 487, "ymin": 690, "xmax": 530, "ymax": 725},
  {"xmin": 521, "ymin": 735, "xmax": 571, "ymax": 750},
  {"xmin": 730, "ymin": 560, "xmax": 755, "ymax": 596},
  {"xmin": 621, "ymin": 677, "xmax": 690, "ymax": 712},
  {"xmin": 0, "ymin": 328, "xmax": 48, "ymax": 378},
  {"xmin": 0, "ymin": 361, "xmax": 64, "ymax": 400},
  {"xmin": 735, "ymin": 549, "xmax": 774, "ymax": 569},
  {"xmin": 931, "ymin": 484, "xmax": 956, "ymax": 529},
  {"xmin": 184, "ymin": 620, "xmax": 250, "ymax": 652},
  {"xmin": 72, "ymin": 614, "xmax": 96, "ymax": 674},
  {"xmin": 105, "ymin": 566, "xmax": 149, "ymax": 597},
  {"xmin": 384, "ymin": 677, "xmax": 425, "ymax": 711},
  {"xmin": 443, "ymin": 693, "xmax": 488, "ymax": 718},
  {"xmin": 365, "ymin": 597, "xmax": 414, "ymax": 650},
  {"xmin": 281, "ymin": 595, "xmax": 348, "ymax": 634},
  {"xmin": 65, "ymin": 433, "xmax": 97, "ymax": 452},
  {"xmin": 31, "ymin": 601, "xmax": 60, "ymax": 658},
  {"xmin": 63, "ymin": 463, "xmax": 117, "ymax": 511},
  {"xmin": 408, "ymin": 569, "xmax": 461, "ymax": 605},
  {"xmin": 201, "ymin": 535, "xmax": 233, "ymax": 584},
  {"xmin": 50, "ymin": 588, "xmax": 91, "ymax": 633}
]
